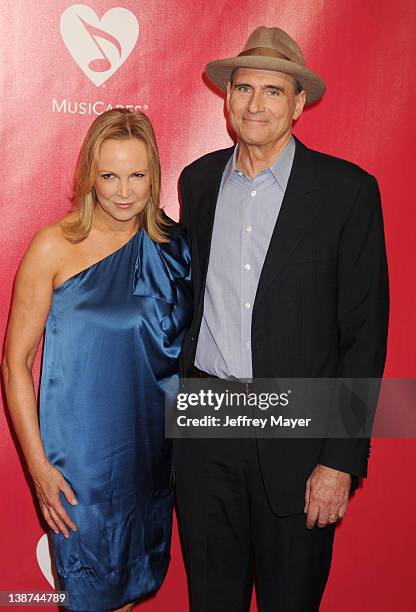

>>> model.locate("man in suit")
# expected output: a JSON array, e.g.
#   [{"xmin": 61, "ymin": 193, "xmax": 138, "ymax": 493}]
[{"xmin": 175, "ymin": 26, "xmax": 389, "ymax": 611}]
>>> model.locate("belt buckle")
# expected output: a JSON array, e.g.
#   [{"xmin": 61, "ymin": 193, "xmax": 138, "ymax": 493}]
[{"xmin": 242, "ymin": 380, "xmax": 252, "ymax": 396}]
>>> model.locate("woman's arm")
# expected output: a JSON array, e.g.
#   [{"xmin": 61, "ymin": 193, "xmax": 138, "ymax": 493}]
[{"xmin": 2, "ymin": 226, "xmax": 77, "ymax": 537}]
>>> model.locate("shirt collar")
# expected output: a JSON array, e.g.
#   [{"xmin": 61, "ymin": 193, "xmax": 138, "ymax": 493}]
[{"xmin": 221, "ymin": 135, "xmax": 296, "ymax": 191}]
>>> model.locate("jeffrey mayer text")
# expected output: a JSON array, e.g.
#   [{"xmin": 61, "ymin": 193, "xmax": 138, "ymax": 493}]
[{"xmin": 177, "ymin": 415, "xmax": 312, "ymax": 428}]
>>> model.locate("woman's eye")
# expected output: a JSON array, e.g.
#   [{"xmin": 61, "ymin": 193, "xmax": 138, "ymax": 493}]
[
  {"xmin": 132, "ymin": 173, "xmax": 145, "ymax": 178},
  {"xmin": 101, "ymin": 173, "xmax": 114, "ymax": 180}
]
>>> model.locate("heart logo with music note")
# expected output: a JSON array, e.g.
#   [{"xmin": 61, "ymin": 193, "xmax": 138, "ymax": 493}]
[
  {"xmin": 60, "ymin": 5, "xmax": 139, "ymax": 87},
  {"xmin": 36, "ymin": 533, "xmax": 56, "ymax": 588}
]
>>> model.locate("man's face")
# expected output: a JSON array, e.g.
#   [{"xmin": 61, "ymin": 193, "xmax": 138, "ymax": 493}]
[{"xmin": 226, "ymin": 68, "xmax": 306, "ymax": 148}]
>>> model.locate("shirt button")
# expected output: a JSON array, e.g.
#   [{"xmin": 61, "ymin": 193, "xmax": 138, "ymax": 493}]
[
  {"xmin": 238, "ymin": 171, "xmax": 243, "ymax": 176},
  {"xmin": 251, "ymin": 190, "xmax": 257, "ymax": 197},
  {"xmin": 244, "ymin": 302, "xmax": 251, "ymax": 309},
  {"xmin": 244, "ymin": 264, "xmax": 251, "ymax": 271},
  {"xmin": 246, "ymin": 225, "xmax": 252, "ymax": 232}
]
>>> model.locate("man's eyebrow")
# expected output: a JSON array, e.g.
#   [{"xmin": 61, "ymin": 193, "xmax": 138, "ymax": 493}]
[{"xmin": 233, "ymin": 81, "xmax": 286, "ymax": 91}]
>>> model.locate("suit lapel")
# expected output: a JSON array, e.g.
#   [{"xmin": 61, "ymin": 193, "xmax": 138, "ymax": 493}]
[
  {"xmin": 195, "ymin": 147, "xmax": 235, "ymax": 290},
  {"xmin": 254, "ymin": 138, "xmax": 322, "ymax": 306}
]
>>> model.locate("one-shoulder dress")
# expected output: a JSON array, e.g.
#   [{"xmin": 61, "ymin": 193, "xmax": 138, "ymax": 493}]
[{"xmin": 39, "ymin": 224, "xmax": 192, "ymax": 612}]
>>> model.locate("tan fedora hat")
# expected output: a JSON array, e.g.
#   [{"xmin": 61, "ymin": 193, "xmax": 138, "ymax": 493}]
[{"xmin": 205, "ymin": 26, "xmax": 326, "ymax": 105}]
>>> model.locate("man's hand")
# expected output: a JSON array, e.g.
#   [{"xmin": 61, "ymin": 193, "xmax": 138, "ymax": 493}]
[{"xmin": 304, "ymin": 464, "xmax": 351, "ymax": 529}]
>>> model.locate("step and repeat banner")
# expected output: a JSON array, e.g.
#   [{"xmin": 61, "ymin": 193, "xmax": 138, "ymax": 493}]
[{"xmin": 1, "ymin": 1, "xmax": 415, "ymax": 610}]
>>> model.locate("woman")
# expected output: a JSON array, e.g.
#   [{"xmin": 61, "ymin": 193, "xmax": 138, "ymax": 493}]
[{"xmin": 2, "ymin": 109, "xmax": 192, "ymax": 611}]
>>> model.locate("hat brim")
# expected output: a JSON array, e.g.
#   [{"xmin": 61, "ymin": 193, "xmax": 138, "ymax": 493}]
[{"xmin": 205, "ymin": 56, "xmax": 326, "ymax": 105}]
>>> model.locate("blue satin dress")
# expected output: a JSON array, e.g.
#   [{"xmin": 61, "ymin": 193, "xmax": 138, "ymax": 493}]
[{"xmin": 39, "ymin": 224, "xmax": 192, "ymax": 612}]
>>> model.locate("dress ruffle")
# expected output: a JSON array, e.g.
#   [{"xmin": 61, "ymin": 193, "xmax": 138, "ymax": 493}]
[
  {"xmin": 132, "ymin": 228, "xmax": 192, "ymax": 345},
  {"xmin": 132, "ymin": 229, "xmax": 191, "ymax": 303}
]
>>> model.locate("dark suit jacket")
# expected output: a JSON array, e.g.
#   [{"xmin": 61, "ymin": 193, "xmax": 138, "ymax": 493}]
[{"xmin": 178, "ymin": 136, "xmax": 389, "ymax": 516}]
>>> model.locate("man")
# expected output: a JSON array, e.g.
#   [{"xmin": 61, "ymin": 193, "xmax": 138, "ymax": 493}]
[{"xmin": 175, "ymin": 26, "xmax": 389, "ymax": 611}]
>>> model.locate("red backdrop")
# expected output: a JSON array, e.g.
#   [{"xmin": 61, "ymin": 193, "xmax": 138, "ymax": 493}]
[{"xmin": 1, "ymin": 1, "xmax": 415, "ymax": 610}]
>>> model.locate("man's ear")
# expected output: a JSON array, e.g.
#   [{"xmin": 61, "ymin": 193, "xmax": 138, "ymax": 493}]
[
  {"xmin": 293, "ymin": 90, "xmax": 306, "ymax": 121},
  {"xmin": 226, "ymin": 81, "xmax": 232, "ymax": 112}
]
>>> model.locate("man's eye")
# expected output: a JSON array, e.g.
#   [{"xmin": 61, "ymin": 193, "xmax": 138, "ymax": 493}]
[
  {"xmin": 236, "ymin": 85, "xmax": 250, "ymax": 93},
  {"xmin": 267, "ymin": 89, "xmax": 281, "ymax": 96}
]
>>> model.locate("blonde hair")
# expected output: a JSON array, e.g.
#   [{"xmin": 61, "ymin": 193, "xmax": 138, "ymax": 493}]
[{"xmin": 63, "ymin": 108, "xmax": 171, "ymax": 243}]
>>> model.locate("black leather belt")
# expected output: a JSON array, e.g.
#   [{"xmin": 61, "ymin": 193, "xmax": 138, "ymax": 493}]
[
  {"xmin": 189, "ymin": 365, "xmax": 254, "ymax": 393},
  {"xmin": 190, "ymin": 365, "xmax": 219, "ymax": 379}
]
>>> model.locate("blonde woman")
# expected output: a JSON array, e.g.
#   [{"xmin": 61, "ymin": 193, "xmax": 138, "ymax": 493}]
[{"xmin": 3, "ymin": 109, "xmax": 192, "ymax": 611}]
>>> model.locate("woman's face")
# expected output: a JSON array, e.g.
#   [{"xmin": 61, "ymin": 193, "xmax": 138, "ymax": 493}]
[{"xmin": 94, "ymin": 138, "xmax": 151, "ymax": 225}]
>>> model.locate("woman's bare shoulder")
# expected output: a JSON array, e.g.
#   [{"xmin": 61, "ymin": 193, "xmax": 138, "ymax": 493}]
[
  {"xmin": 30, "ymin": 215, "xmax": 77, "ymax": 252},
  {"xmin": 22, "ymin": 216, "xmax": 76, "ymax": 273}
]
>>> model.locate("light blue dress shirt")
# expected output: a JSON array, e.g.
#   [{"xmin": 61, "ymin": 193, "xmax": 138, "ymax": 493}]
[{"xmin": 195, "ymin": 137, "xmax": 295, "ymax": 379}]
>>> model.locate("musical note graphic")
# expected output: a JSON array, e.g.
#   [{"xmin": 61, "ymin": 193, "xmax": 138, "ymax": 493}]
[{"xmin": 78, "ymin": 17, "xmax": 122, "ymax": 72}]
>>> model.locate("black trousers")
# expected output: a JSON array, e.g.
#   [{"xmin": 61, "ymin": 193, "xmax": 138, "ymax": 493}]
[{"xmin": 175, "ymin": 437, "xmax": 336, "ymax": 612}]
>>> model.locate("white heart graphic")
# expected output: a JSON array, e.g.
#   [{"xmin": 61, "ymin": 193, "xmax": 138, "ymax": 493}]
[
  {"xmin": 36, "ymin": 533, "xmax": 56, "ymax": 589},
  {"xmin": 60, "ymin": 4, "xmax": 139, "ymax": 86}
]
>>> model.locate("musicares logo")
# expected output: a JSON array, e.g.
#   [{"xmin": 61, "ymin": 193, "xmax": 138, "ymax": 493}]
[
  {"xmin": 60, "ymin": 4, "xmax": 139, "ymax": 86},
  {"xmin": 36, "ymin": 533, "xmax": 55, "ymax": 588}
]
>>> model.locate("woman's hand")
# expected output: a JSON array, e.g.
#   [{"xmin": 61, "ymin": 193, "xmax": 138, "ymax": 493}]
[{"xmin": 32, "ymin": 463, "xmax": 78, "ymax": 538}]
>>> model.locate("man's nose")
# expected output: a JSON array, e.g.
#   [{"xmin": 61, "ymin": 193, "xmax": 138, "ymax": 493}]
[
  {"xmin": 117, "ymin": 180, "xmax": 131, "ymax": 198},
  {"xmin": 247, "ymin": 89, "xmax": 264, "ymax": 113}
]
